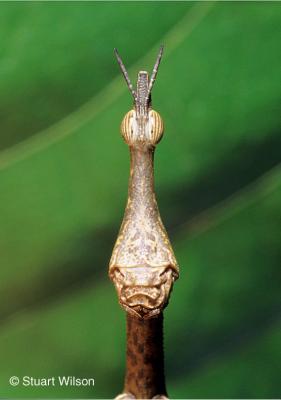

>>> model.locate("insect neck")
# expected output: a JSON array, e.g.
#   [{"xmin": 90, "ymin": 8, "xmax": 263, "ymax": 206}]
[{"xmin": 127, "ymin": 146, "xmax": 155, "ymax": 229}]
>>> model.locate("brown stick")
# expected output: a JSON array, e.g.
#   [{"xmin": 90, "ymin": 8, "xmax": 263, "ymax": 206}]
[{"xmin": 124, "ymin": 313, "xmax": 167, "ymax": 399}]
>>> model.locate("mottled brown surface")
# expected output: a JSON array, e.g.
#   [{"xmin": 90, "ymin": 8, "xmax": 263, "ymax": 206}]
[
  {"xmin": 109, "ymin": 145, "xmax": 178, "ymax": 319},
  {"xmin": 124, "ymin": 313, "xmax": 167, "ymax": 399},
  {"xmin": 109, "ymin": 50, "xmax": 179, "ymax": 319}
]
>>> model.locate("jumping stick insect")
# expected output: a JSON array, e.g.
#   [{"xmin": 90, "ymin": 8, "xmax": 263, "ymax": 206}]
[{"xmin": 109, "ymin": 46, "xmax": 179, "ymax": 399}]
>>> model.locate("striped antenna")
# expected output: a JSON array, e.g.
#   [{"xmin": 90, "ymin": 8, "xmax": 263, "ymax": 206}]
[
  {"xmin": 147, "ymin": 45, "xmax": 164, "ymax": 97},
  {"xmin": 114, "ymin": 48, "xmax": 137, "ymax": 100}
]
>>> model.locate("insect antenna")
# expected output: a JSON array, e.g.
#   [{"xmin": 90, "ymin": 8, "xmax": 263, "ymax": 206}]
[
  {"xmin": 114, "ymin": 48, "xmax": 137, "ymax": 101},
  {"xmin": 147, "ymin": 45, "xmax": 164, "ymax": 99}
]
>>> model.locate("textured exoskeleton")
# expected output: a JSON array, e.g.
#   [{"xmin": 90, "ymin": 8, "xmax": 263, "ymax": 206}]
[{"xmin": 109, "ymin": 48, "xmax": 179, "ymax": 320}]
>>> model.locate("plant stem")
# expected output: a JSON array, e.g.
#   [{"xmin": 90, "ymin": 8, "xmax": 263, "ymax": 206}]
[{"xmin": 124, "ymin": 312, "xmax": 167, "ymax": 399}]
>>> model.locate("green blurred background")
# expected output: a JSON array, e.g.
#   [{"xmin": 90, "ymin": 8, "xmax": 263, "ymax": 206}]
[{"xmin": 0, "ymin": 1, "xmax": 280, "ymax": 398}]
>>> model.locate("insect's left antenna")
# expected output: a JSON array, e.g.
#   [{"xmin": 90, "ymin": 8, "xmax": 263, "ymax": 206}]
[
  {"xmin": 114, "ymin": 48, "xmax": 137, "ymax": 101},
  {"xmin": 147, "ymin": 45, "xmax": 164, "ymax": 98}
]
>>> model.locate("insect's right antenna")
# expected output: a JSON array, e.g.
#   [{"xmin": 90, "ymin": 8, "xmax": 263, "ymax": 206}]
[
  {"xmin": 147, "ymin": 45, "xmax": 164, "ymax": 97},
  {"xmin": 114, "ymin": 48, "xmax": 137, "ymax": 101}
]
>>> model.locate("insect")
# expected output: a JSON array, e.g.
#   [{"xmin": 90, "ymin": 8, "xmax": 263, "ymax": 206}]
[{"xmin": 109, "ymin": 46, "xmax": 179, "ymax": 319}]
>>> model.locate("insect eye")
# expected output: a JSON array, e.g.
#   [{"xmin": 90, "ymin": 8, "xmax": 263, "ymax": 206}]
[
  {"xmin": 121, "ymin": 110, "xmax": 136, "ymax": 144},
  {"xmin": 148, "ymin": 110, "xmax": 164, "ymax": 144}
]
